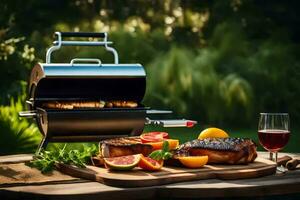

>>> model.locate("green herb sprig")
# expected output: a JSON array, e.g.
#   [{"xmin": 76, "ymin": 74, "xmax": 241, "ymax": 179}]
[
  {"xmin": 27, "ymin": 144, "xmax": 97, "ymax": 173},
  {"xmin": 149, "ymin": 141, "xmax": 173, "ymax": 161}
]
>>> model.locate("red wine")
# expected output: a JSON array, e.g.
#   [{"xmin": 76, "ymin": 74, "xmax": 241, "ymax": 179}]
[{"xmin": 258, "ymin": 129, "xmax": 290, "ymax": 152}]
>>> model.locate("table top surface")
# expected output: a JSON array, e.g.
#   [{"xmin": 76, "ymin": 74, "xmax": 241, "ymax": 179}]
[{"xmin": 0, "ymin": 152, "xmax": 300, "ymax": 200}]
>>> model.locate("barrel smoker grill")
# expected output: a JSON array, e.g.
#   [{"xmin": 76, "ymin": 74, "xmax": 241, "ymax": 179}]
[{"xmin": 19, "ymin": 32, "xmax": 196, "ymax": 153}]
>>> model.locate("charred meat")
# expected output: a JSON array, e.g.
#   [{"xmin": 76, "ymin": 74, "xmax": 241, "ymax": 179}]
[
  {"xmin": 92, "ymin": 137, "xmax": 153, "ymax": 166},
  {"xmin": 42, "ymin": 101, "xmax": 105, "ymax": 109},
  {"xmin": 105, "ymin": 100, "xmax": 138, "ymax": 108},
  {"xmin": 42, "ymin": 100, "xmax": 138, "ymax": 110},
  {"xmin": 99, "ymin": 136, "xmax": 153, "ymax": 158},
  {"xmin": 173, "ymin": 138, "xmax": 257, "ymax": 164}
]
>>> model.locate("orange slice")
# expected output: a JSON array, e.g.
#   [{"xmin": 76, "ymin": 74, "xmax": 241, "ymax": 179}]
[
  {"xmin": 147, "ymin": 139, "xmax": 179, "ymax": 150},
  {"xmin": 178, "ymin": 156, "xmax": 208, "ymax": 168},
  {"xmin": 138, "ymin": 155, "xmax": 163, "ymax": 171},
  {"xmin": 198, "ymin": 127, "xmax": 229, "ymax": 139}
]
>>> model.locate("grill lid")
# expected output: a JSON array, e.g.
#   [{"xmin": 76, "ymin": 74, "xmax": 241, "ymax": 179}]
[{"xmin": 28, "ymin": 32, "xmax": 146, "ymax": 105}]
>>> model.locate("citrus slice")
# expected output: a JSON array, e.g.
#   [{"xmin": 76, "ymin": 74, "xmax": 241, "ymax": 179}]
[
  {"xmin": 140, "ymin": 132, "xmax": 169, "ymax": 143},
  {"xmin": 178, "ymin": 156, "xmax": 208, "ymax": 168},
  {"xmin": 139, "ymin": 155, "xmax": 163, "ymax": 171},
  {"xmin": 147, "ymin": 139, "xmax": 179, "ymax": 150},
  {"xmin": 198, "ymin": 127, "xmax": 229, "ymax": 139},
  {"xmin": 104, "ymin": 154, "xmax": 141, "ymax": 170}
]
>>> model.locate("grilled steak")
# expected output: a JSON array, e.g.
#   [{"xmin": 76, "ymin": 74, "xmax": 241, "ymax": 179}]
[
  {"xmin": 173, "ymin": 138, "xmax": 257, "ymax": 164},
  {"xmin": 99, "ymin": 137, "xmax": 153, "ymax": 158},
  {"xmin": 92, "ymin": 137, "xmax": 153, "ymax": 166}
]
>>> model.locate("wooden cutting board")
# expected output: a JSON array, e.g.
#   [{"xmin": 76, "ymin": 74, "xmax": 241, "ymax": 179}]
[
  {"xmin": 0, "ymin": 162, "xmax": 81, "ymax": 187},
  {"xmin": 57, "ymin": 157, "xmax": 276, "ymax": 187}
]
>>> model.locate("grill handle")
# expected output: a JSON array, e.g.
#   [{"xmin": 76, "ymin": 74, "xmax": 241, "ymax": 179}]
[
  {"xmin": 46, "ymin": 32, "xmax": 119, "ymax": 64},
  {"xmin": 146, "ymin": 118, "xmax": 197, "ymax": 128},
  {"xmin": 19, "ymin": 111, "xmax": 37, "ymax": 118},
  {"xmin": 70, "ymin": 58, "xmax": 102, "ymax": 66},
  {"xmin": 60, "ymin": 32, "xmax": 106, "ymax": 38}
]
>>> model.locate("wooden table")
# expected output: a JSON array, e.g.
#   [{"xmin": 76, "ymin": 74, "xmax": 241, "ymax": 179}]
[{"xmin": 0, "ymin": 152, "xmax": 300, "ymax": 200}]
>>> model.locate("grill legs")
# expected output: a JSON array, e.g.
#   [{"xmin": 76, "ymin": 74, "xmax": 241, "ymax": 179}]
[{"xmin": 36, "ymin": 137, "xmax": 49, "ymax": 155}]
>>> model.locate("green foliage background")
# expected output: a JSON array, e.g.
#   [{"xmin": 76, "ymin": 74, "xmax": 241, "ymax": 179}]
[{"xmin": 0, "ymin": 0, "xmax": 299, "ymax": 154}]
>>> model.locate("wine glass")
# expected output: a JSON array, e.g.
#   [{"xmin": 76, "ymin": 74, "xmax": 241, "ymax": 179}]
[{"xmin": 258, "ymin": 113, "xmax": 290, "ymax": 163}]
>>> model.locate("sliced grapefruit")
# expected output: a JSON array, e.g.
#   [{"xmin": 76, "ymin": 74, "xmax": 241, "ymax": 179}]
[
  {"xmin": 198, "ymin": 128, "xmax": 229, "ymax": 139},
  {"xmin": 139, "ymin": 155, "xmax": 163, "ymax": 171},
  {"xmin": 140, "ymin": 132, "xmax": 169, "ymax": 143},
  {"xmin": 178, "ymin": 156, "xmax": 208, "ymax": 168},
  {"xmin": 104, "ymin": 154, "xmax": 141, "ymax": 170},
  {"xmin": 147, "ymin": 139, "xmax": 179, "ymax": 150}
]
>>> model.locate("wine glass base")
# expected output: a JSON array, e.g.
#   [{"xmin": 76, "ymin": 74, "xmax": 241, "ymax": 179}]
[{"xmin": 276, "ymin": 165, "xmax": 287, "ymax": 173}]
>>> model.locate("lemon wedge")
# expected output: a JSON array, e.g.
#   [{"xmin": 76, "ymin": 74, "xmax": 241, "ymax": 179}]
[
  {"xmin": 178, "ymin": 156, "xmax": 208, "ymax": 168},
  {"xmin": 198, "ymin": 127, "xmax": 229, "ymax": 139}
]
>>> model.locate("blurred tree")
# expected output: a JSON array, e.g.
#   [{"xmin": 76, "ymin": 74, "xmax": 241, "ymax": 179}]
[
  {"xmin": 145, "ymin": 46, "xmax": 253, "ymax": 127},
  {"xmin": 0, "ymin": 0, "xmax": 299, "ymax": 132}
]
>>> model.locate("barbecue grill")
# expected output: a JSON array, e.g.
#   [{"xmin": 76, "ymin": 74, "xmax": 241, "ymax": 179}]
[{"xmin": 19, "ymin": 32, "xmax": 196, "ymax": 153}]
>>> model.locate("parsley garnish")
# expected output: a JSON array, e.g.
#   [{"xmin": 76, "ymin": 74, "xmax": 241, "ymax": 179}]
[{"xmin": 27, "ymin": 144, "xmax": 97, "ymax": 173}]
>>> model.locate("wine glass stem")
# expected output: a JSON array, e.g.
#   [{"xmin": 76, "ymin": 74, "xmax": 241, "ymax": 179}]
[
  {"xmin": 274, "ymin": 152, "xmax": 278, "ymax": 163},
  {"xmin": 269, "ymin": 152, "xmax": 273, "ymax": 161}
]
